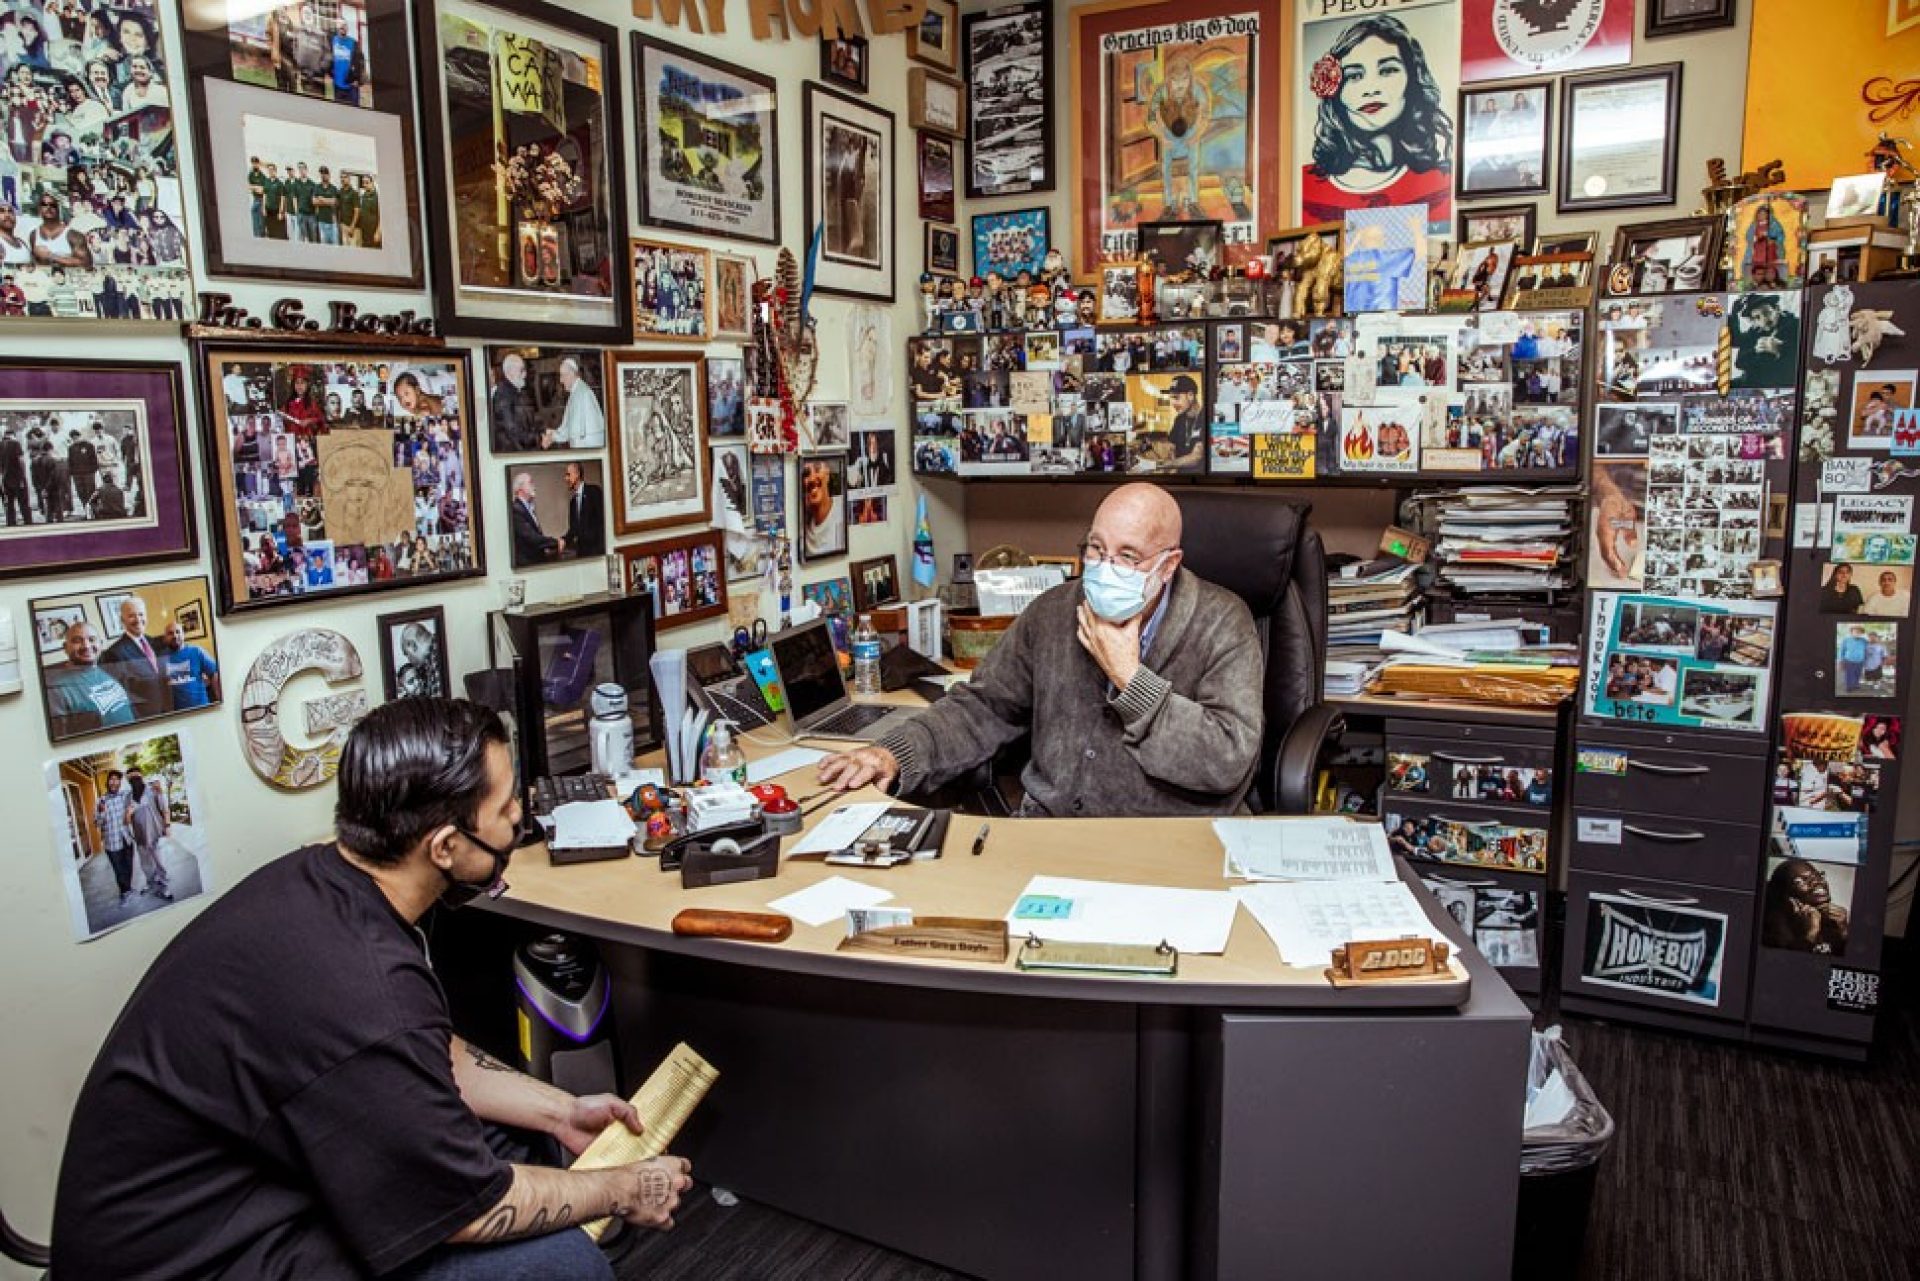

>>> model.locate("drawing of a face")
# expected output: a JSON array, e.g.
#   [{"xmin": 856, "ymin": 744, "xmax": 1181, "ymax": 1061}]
[
  {"xmin": 328, "ymin": 441, "xmax": 390, "ymax": 527},
  {"xmin": 1339, "ymin": 36, "xmax": 1407, "ymax": 135}
]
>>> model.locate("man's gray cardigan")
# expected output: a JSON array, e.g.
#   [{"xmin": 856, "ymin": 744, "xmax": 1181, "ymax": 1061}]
[{"xmin": 879, "ymin": 569, "xmax": 1265, "ymax": 816}]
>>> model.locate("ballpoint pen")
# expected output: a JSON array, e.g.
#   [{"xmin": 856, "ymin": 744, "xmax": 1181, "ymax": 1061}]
[{"xmin": 971, "ymin": 822, "xmax": 990, "ymax": 856}]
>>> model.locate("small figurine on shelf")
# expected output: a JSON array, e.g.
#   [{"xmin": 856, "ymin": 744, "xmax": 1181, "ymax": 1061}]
[
  {"xmin": 1041, "ymin": 246, "xmax": 1067, "ymax": 286},
  {"xmin": 919, "ymin": 272, "xmax": 940, "ymax": 333},
  {"xmin": 1867, "ymin": 133, "xmax": 1916, "ymax": 184},
  {"xmin": 1053, "ymin": 286, "xmax": 1079, "ymax": 328},
  {"xmin": 1290, "ymin": 230, "xmax": 1341, "ymax": 318},
  {"xmin": 1025, "ymin": 282, "xmax": 1052, "ymax": 328},
  {"xmin": 967, "ymin": 276, "xmax": 987, "ymax": 323},
  {"xmin": 983, "ymin": 271, "xmax": 1006, "ymax": 329}
]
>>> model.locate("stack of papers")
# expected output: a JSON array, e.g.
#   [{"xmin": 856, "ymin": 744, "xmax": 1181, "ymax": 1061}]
[
  {"xmin": 1212, "ymin": 818, "xmax": 1447, "ymax": 968},
  {"xmin": 550, "ymin": 799, "xmax": 637, "ymax": 851},
  {"xmin": 1367, "ymin": 619, "xmax": 1581, "ymax": 707},
  {"xmin": 1413, "ymin": 485, "xmax": 1581, "ymax": 599},
  {"xmin": 1325, "ymin": 558, "xmax": 1424, "ymax": 694},
  {"xmin": 1213, "ymin": 817, "xmax": 1397, "ymax": 882}
]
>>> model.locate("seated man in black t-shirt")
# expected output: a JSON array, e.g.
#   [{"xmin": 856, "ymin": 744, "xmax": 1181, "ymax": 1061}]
[{"xmin": 52, "ymin": 698, "xmax": 692, "ymax": 1280}]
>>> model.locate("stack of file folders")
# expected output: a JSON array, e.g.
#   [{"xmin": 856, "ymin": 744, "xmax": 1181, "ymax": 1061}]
[
  {"xmin": 1418, "ymin": 486, "xmax": 1581, "ymax": 600},
  {"xmin": 1324, "ymin": 557, "xmax": 1423, "ymax": 697},
  {"xmin": 1369, "ymin": 620, "xmax": 1581, "ymax": 707}
]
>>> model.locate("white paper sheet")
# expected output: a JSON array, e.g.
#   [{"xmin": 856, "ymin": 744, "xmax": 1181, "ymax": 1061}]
[
  {"xmin": 550, "ymin": 799, "xmax": 637, "ymax": 849},
  {"xmin": 769, "ymin": 876, "xmax": 895, "ymax": 927},
  {"xmin": 1233, "ymin": 881, "xmax": 1440, "ymax": 967},
  {"xmin": 746, "ymin": 747, "xmax": 828, "ymax": 784},
  {"xmin": 1004, "ymin": 875, "xmax": 1239, "ymax": 954},
  {"xmin": 787, "ymin": 802, "xmax": 892, "ymax": 855},
  {"xmin": 1212, "ymin": 818, "xmax": 1398, "ymax": 882}
]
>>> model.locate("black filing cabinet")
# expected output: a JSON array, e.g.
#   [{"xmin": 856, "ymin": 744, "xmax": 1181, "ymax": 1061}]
[{"xmin": 1560, "ymin": 724, "xmax": 1770, "ymax": 1032}]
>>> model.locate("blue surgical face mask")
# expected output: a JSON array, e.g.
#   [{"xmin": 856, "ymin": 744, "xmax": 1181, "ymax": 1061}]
[{"xmin": 1083, "ymin": 555, "xmax": 1164, "ymax": 622}]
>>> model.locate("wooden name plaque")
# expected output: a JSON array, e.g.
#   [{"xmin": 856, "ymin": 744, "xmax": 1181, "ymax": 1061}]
[
  {"xmin": 837, "ymin": 917, "xmax": 1010, "ymax": 964},
  {"xmin": 1326, "ymin": 937, "xmax": 1452, "ymax": 985}
]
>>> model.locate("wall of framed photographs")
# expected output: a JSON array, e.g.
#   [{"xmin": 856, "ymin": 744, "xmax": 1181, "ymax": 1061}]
[{"xmin": 0, "ymin": 1, "xmax": 933, "ymax": 1231}]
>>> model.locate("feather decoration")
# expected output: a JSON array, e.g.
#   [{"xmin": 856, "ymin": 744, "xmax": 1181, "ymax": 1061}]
[{"xmin": 800, "ymin": 222, "xmax": 824, "ymax": 328}]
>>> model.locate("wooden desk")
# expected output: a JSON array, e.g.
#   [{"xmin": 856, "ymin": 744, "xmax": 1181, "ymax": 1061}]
[{"xmin": 466, "ymin": 711, "xmax": 1529, "ymax": 1280}]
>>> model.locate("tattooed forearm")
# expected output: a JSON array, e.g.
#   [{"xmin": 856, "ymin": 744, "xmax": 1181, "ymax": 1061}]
[
  {"xmin": 464, "ymin": 1042, "xmax": 516, "ymax": 1073},
  {"xmin": 452, "ymin": 1167, "xmax": 593, "ymax": 1245}
]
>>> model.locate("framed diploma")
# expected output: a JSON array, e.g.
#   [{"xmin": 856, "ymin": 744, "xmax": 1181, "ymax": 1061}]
[{"xmin": 1558, "ymin": 64, "xmax": 1682, "ymax": 214}]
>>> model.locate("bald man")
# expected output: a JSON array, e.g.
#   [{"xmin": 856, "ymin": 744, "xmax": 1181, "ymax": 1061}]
[{"xmin": 819, "ymin": 483, "xmax": 1264, "ymax": 816}]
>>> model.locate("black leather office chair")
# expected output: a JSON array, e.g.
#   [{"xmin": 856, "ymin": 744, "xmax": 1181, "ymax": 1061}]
[{"xmin": 1173, "ymin": 490, "xmax": 1341, "ymax": 813}]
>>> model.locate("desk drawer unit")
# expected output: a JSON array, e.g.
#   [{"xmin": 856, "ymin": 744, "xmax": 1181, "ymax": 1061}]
[
  {"xmin": 1571, "ymin": 734, "xmax": 1770, "ymax": 827},
  {"xmin": 1562, "ymin": 871, "xmax": 1754, "ymax": 1022},
  {"xmin": 1383, "ymin": 798, "xmax": 1549, "ymax": 876},
  {"xmin": 1569, "ymin": 811, "xmax": 1762, "ymax": 892},
  {"xmin": 1386, "ymin": 732, "xmax": 1555, "ymax": 813}
]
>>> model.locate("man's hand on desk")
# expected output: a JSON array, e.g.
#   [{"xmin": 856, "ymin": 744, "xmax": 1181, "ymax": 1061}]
[
  {"xmin": 612, "ymin": 1155, "xmax": 693, "ymax": 1230},
  {"xmin": 1076, "ymin": 600, "xmax": 1142, "ymax": 689},
  {"xmin": 818, "ymin": 744, "xmax": 900, "ymax": 792}
]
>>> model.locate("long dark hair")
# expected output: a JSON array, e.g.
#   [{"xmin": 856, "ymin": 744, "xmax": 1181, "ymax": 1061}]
[{"xmin": 1310, "ymin": 15, "xmax": 1453, "ymax": 178}]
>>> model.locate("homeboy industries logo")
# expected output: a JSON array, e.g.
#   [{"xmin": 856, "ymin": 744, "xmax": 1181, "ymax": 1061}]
[
  {"xmin": 1494, "ymin": 0, "xmax": 1605, "ymax": 70},
  {"xmin": 1590, "ymin": 902, "xmax": 1711, "ymax": 994}
]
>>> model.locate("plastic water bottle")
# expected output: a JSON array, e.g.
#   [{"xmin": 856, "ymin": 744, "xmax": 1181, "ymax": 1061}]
[
  {"xmin": 700, "ymin": 721, "xmax": 747, "ymax": 786},
  {"xmin": 852, "ymin": 614, "xmax": 883, "ymax": 696}
]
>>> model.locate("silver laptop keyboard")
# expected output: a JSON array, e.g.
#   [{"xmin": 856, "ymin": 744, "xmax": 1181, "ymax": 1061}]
[{"xmin": 811, "ymin": 703, "xmax": 896, "ymax": 736}]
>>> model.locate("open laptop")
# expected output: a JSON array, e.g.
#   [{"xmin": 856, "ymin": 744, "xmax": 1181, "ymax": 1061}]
[{"xmin": 769, "ymin": 619, "xmax": 923, "ymax": 742}]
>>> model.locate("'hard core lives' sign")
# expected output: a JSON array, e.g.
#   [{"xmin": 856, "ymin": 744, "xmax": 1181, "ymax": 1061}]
[{"xmin": 631, "ymin": 0, "xmax": 927, "ymax": 42}]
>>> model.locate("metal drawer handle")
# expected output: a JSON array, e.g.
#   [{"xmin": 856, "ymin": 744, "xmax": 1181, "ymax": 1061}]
[
  {"xmin": 1431, "ymin": 813, "xmax": 1497, "ymax": 827},
  {"xmin": 1617, "ymin": 887, "xmax": 1702, "ymax": 907},
  {"xmin": 1626, "ymin": 760, "xmax": 1711, "ymax": 776},
  {"xmin": 1623, "ymin": 824, "xmax": 1707, "ymax": 843},
  {"xmin": 1424, "ymin": 874, "xmax": 1498, "ymax": 888},
  {"xmin": 1432, "ymin": 751, "xmax": 1504, "ymax": 765}
]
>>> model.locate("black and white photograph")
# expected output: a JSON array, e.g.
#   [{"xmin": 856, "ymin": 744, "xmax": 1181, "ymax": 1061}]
[
  {"xmin": 503, "ymin": 458, "xmax": 605, "ymax": 570},
  {"xmin": 46, "ymin": 728, "xmax": 210, "ymax": 941},
  {"xmin": 1475, "ymin": 890, "xmax": 1540, "ymax": 968},
  {"xmin": 797, "ymin": 452, "xmax": 848, "ymax": 562},
  {"xmin": 376, "ymin": 605, "xmax": 448, "ymax": 700},
  {"xmin": 1594, "ymin": 402, "xmax": 1676, "ymax": 456},
  {"xmin": 1606, "ymin": 217, "xmax": 1721, "ymax": 296},
  {"xmin": 806, "ymin": 83, "xmax": 896, "ymax": 300},
  {"xmin": 608, "ymin": 352, "xmax": 709, "ymax": 535},
  {"xmin": 805, "ymin": 401, "xmax": 852, "ymax": 453},
  {"xmin": 485, "ymin": 347, "xmax": 607, "ymax": 452},
  {"xmin": 963, "ymin": 0, "xmax": 1053, "ymax": 199},
  {"xmin": 0, "ymin": 403, "xmax": 154, "ymax": 539},
  {"xmin": 1100, "ymin": 263, "xmax": 1140, "ymax": 323}
]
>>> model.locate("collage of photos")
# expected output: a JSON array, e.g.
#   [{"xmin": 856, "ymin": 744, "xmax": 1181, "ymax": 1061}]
[
  {"xmin": 1210, "ymin": 319, "xmax": 1348, "ymax": 480},
  {"xmin": 1422, "ymin": 878, "xmax": 1541, "ymax": 970},
  {"xmin": 1591, "ymin": 294, "xmax": 1797, "ymax": 595},
  {"xmin": 1334, "ymin": 310, "xmax": 1583, "ymax": 476},
  {"xmin": 1583, "ymin": 593, "xmax": 1778, "ymax": 734},
  {"xmin": 46, "ymin": 727, "xmax": 209, "ymax": 942},
  {"xmin": 1387, "ymin": 751, "xmax": 1553, "ymax": 809},
  {"xmin": 1769, "ymin": 711, "xmax": 1901, "ymax": 884},
  {"xmin": 0, "ymin": 0, "xmax": 193, "ymax": 321},
  {"xmin": 1383, "ymin": 809, "xmax": 1548, "ymax": 874},
  {"xmin": 709, "ymin": 440, "xmax": 782, "ymax": 580},
  {"xmin": 621, "ymin": 531, "xmax": 726, "ymax": 629},
  {"xmin": 207, "ymin": 352, "xmax": 479, "ymax": 609}
]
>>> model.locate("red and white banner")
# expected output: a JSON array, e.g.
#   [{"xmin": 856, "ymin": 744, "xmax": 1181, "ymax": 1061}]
[{"xmin": 1461, "ymin": 0, "xmax": 1632, "ymax": 83}]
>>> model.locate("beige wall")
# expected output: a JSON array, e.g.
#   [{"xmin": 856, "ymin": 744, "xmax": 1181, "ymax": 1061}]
[{"xmin": 0, "ymin": 3, "xmax": 924, "ymax": 1259}]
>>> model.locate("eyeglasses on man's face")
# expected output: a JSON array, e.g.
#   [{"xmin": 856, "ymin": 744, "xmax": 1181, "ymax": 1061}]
[{"xmin": 1077, "ymin": 537, "xmax": 1170, "ymax": 572}]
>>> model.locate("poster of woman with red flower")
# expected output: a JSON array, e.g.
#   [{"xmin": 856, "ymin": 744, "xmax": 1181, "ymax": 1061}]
[{"xmin": 1296, "ymin": 0, "xmax": 1459, "ymax": 237}]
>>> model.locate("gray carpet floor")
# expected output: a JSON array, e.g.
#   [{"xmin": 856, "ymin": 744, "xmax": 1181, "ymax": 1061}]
[{"xmin": 613, "ymin": 943, "xmax": 1920, "ymax": 1281}]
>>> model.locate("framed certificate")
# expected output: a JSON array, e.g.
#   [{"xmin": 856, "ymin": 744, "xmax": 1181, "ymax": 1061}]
[{"xmin": 1558, "ymin": 64, "xmax": 1682, "ymax": 214}]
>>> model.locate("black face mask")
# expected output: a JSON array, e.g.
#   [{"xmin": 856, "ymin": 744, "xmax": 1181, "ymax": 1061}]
[{"xmin": 439, "ymin": 827, "xmax": 513, "ymax": 911}]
